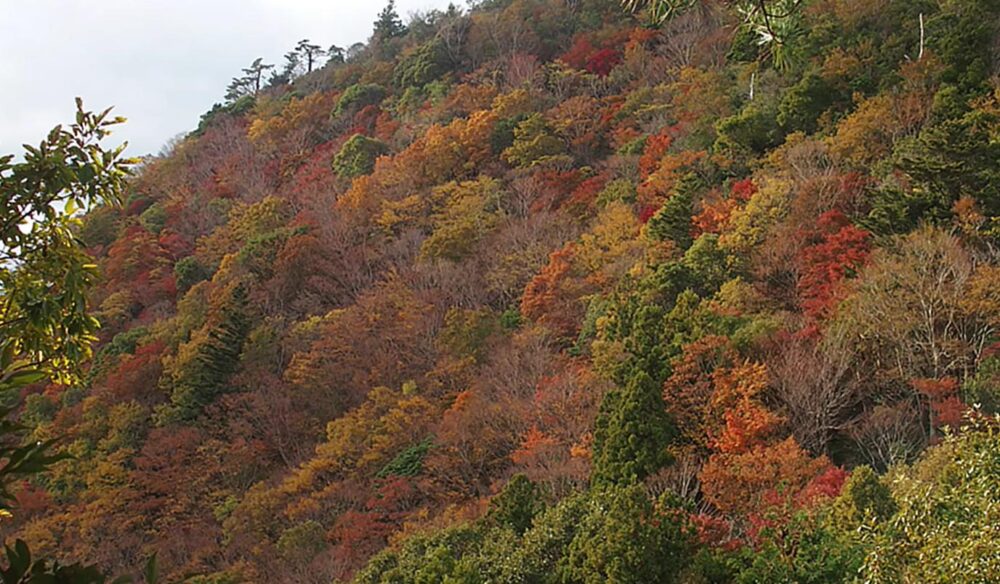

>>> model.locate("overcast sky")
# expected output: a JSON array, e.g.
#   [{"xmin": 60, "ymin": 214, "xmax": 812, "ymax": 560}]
[{"xmin": 0, "ymin": 0, "xmax": 456, "ymax": 157}]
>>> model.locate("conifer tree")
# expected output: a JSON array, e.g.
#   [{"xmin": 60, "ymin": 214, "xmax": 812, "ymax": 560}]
[
  {"xmin": 591, "ymin": 370, "xmax": 676, "ymax": 486},
  {"xmin": 486, "ymin": 474, "xmax": 544, "ymax": 536},
  {"xmin": 296, "ymin": 39, "xmax": 325, "ymax": 73},
  {"xmin": 374, "ymin": 1, "xmax": 406, "ymax": 42},
  {"xmin": 162, "ymin": 284, "xmax": 252, "ymax": 421},
  {"xmin": 647, "ymin": 174, "xmax": 700, "ymax": 250}
]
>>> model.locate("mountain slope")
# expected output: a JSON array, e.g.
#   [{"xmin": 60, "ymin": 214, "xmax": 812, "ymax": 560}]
[{"xmin": 6, "ymin": 0, "xmax": 1000, "ymax": 581}]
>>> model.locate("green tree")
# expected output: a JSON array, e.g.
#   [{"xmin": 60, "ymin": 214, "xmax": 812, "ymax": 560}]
[
  {"xmin": 332, "ymin": 134, "xmax": 389, "ymax": 179},
  {"xmin": 777, "ymin": 72, "xmax": 839, "ymax": 134},
  {"xmin": 895, "ymin": 86, "xmax": 1000, "ymax": 220},
  {"xmin": 486, "ymin": 474, "xmax": 544, "ymax": 536},
  {"xmin": 394, "ymin": 38, "xmax": 451, "ymax": 89},
  {"xmin": 159, "ymin": 284, "xmax": 252, "ymax": 422},
  {"xmin": 861, "ymin": 425, "xmax": 1000, "ymax": 582},
  {"xmin": 138, "ymin": 202, "xmax": 166, "ymax": 234},
  {"xmin": 174, "ymin": 256, "xmax": 212, "ymax": 292},
  {"xmin": 373, "ymin": 1, "xmax": 406, "ymax": 42},
  {"xmin": 1, "ymin": 99, "xmax": 134, "ymax": 389},
  {"xmin": 715, "ymin": 101, "xmax": 784, "ymax": 155},
  {"xmin": 225, "ymin": 57, "xmax": 273, "ymax": 101},
  {"xmin": 591, "ymin": 370, "xmax": 676, "ymax": 486},
  {"xmin": 725, "ymin": 511, "xmax": 864, "ymax": 584},
  {"xmin": 334, "ymin": 84, "xmax": 388, "ymax": 117},
  {"xmin": 502, "ymin": 114, "xmax": 567, "ymax": 168},
  {"xmin": 563, "ymin": 484, "xmax": 693, "ymax": 584},
  {"xmin": 295, "ymin": 39, "xmax": 325, "ymax": 73},
  {"xmin": 646, "ymin": 174, "xmax": 700, "ymax": 251},
  {"xmin": 277, "ymin": 520, "xmax": 327, "ymax": 564},
  {"xmin": 834, "ymin": 466, "xmax": 897, "ymax": 525}
]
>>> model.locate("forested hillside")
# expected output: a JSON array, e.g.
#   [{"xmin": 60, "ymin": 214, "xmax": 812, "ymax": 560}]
[{"xmin": 5, "ymin": 0, "xmax": 1000, "ymax": 581}]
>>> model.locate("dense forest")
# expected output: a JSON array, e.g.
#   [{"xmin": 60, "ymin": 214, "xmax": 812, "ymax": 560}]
[{"xmin": 2, "ymin": 0, "xmax": 1000, "ymax": 581}]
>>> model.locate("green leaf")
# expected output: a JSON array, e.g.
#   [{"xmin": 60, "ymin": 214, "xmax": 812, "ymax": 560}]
[{"xmin": 143, "ymin": 553, "xmax": 158, "ymax": 584}]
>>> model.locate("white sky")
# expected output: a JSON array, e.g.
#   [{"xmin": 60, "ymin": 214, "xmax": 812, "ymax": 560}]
[{"xmin": 0, "ymin": 0, "xmax": 457, "ymax": 157}]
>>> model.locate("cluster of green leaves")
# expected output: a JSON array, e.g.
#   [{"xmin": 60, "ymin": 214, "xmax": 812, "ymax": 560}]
[
  {"xmin": 355, "ymin": 477, "xmax": 695, "ymax": 584},
  {"xmin": 335, "ymin": 84, "xmax": 388, "ymax": 118},
  {"xmin": 0, "ymin": 99, "xmax": 135, "ymax": 389},
  {"xmin": 333, "ymin": 134, "xmax": 390, "ymax": 179},
  {"xmin": 376, "ymin": 438, "xmax": 433, "ymax": 478},
  {"xmin": 860, "ymin": 423, "xmax": 1000, "ymax": 582},
  {"xmin": 394, "ymin": 39, "xmax": 452, "ymax": 89}
]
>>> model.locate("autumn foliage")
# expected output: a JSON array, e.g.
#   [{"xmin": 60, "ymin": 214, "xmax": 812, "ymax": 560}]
[{"xmin": 9, "ymin": 0, "xmax": 1000, "ymax": 581}]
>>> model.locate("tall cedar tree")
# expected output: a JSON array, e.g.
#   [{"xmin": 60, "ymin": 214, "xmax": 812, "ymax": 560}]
[{"xmin": 591, "ymin": 370, "xmax": 676, "ymax": 486}]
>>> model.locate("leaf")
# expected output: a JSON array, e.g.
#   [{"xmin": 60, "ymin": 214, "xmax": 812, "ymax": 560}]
[
  {"xmin": 143, "ymin": 553, "xmax": 158, "ymax": 584},
  {"xmin": 1, "ymin": 369, "xmax": 47, "ymax": 390}
]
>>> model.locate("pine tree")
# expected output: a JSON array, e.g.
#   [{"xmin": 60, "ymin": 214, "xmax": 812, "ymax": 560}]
[
  {"xmin": 296, "ymin": 39, "xmax": 325, "ymax": 73},
  {"xmin": 374, "ymin": 1, "xmax": 406, "ymax": 41},
  {"xmin": 225, "ymin": 57, "xmax": 274, "ymax": 101}
]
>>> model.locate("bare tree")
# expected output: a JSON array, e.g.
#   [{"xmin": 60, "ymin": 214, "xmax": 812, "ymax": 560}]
[
  {"xmin": 436, "ymin": 8, "xmax": 470, "ymax": 66},
  {"xmin": 831, "ymin": 227, "xmax": 991, "ymax": 384},
  {"xmin": 848, "ymin": 401, "xmax": 926, "ymax": 470},
  {"xmin": 770, "ymin": 336, "xmax": 859, "ymax": 455}
]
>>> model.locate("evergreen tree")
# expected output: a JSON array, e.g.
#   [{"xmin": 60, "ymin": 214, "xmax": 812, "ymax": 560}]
[
  {"xmin": 162, "ymin": 284, "xmax": 252, "ymax": 422},
  {"xmin": 563, "ymin": 483, "xmax": 693, "ymax": 583},
  {"xmin": 591, "ymin": 370, "xmax": 676, "ymax": 486},
  {"xmin": 296, "ymin": 39, "xmax": 325, "ymax": 73},
  {"xmin": 271, "ymin": 50, "xmax": 300, "ymax": 86},
  {"xmin": 328, "ymin": 44, "xmax": 346, "ymax": 64},
  {"xmin": 243, "ymin": 58, "xmax": 274, "ymax": 95},
  {"xmin": 486, "ymin": 474, "xmax": 544, "ymax": 536},
  {"xmin": 225, "ymin": 57, "xmax": 274, "ymax": 101},
  {"xmin": 647, "ymin": 174, "xmax": 700, "ymax": 251},
  {"xmin": 373, "ymin": 1, "xmax": 406, "ymax": 41},
  {"xmin": 332, "ymin": 134, "xmax": 389, "ymax": 179}
]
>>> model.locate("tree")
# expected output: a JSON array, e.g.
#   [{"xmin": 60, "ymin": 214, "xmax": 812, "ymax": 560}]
[
  {"xmin": 520, "ymin": 245, "xmax": 594, "ymax": 343},
  {"xmin": 646, "ymin": 173, "xmax": 700, "ymax": 250},
  {"xmin": 796, "ymin": 211, "xmax": 871, "ymax": 323},
  {"xmin": 373, "ymin": 1, "xmax": 406, "ymax": 42},
  {"xmin": 157, "ymin": 283, "xmax": 252, "ymax": 422},
  {"xmin": 225, "ymin": 58, "xmax": 273, "ymax": 101},
  {"xmin": 327, "ymin": 45, "xmax": 346, "ymax": 64},
  {"xmin": 830, "ymin": 227, "xmax": 990, "ymax": 384},
  {"xmin": 621, "ymin": 0, "xmax": 805, "ymax": 50},
  {"xmin": 860, "ymin": 426, "xmax": 1000, "ymax": 582},
  {"xmin": 394, "ymin": 39, "xmax": 451, "ymax": 89},
  {"xmin": 833, "ymin": 465, "xmax": 896, "ymax": 526},
  {"xmin": 334, "ymin": 84, "xmax": 388, "ymax": 118},
  {"xmin": 244, "ymin": 58, "xmax": 274, "ymax": 95},
  {"xmin": 700, "ymin": 437, "xmax": 829, "ymax": 517},
  {"xmin": 563, "ymin": 483, "xmax": 693, "ymax": 584},
  {"xmin": 420, "ymin": 177, "xmax": 503, "ymax": 262},
  {"xmin": 295, "ymin": 39, "xmax": 325, "ymax": 73},
  {"xmin": 591, "ymin": 370, "xmax": 676, "ymax": 486},
  {"xmin": 485, "ymin": 474, "xmax": 543, "ymax": 536},
  {"xmin": 332, "ymin": 134, "xmax": 389, "ymax": 179},
  {"xmin": 270, "ymin": 51, "xmax": 299, "ymax": 86},
  {"xmin": 1, "ymin": 100, "xmax": 134, "ymax": 388},
  {"xmin": 502, "ymin": 114, "xmax": 567, "ymax": 168}
]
